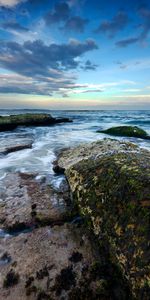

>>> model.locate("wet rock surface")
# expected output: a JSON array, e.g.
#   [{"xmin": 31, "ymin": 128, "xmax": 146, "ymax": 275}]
[
  {"xmin": 0, "ymin": 114, "xmax": 72, "ymax": 132},
  {"xmin": 0, "ymin": 224, "xmax": 98, "ymax": 300},
  {"xmin": 58, "ymin": 139, "xmax": 150, "ymax": 299},
  {"xmin": 0, "ymin": 172, "xmax": 70, "ymax": 231},
  {"xmin": 0, "ymin": 138, "xmax": 33, "ymax": 155}
]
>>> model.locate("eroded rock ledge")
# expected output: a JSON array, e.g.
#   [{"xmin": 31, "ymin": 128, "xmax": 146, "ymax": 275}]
[
  {"xmin": 0, "ymin": 113, "xmax": 72, "ymax": 132},
  {"xmin": 58, "ymin": 139, "xmax": 150, "ymax": 299}
]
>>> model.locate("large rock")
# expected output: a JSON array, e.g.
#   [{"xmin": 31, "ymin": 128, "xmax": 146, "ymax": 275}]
[
  {"xmin": 97, "ymin": 126, "xmax": 150, "ymax": 140},
  {"xmin": 0, "ymin": 114, "xmax": 72, "ymax": 131},
  {"xmin": 58, "ymin": 139, "xmax": 150, "ymax": 299}
]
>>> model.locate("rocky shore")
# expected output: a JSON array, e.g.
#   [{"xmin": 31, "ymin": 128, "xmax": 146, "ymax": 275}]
[
  {"xmin": 0, "ymin": 113, "xmax": 72, "ymax": 131},
  {"xmin": 0, "ymin": 138, "xmax": 149, "ymax": 299}
]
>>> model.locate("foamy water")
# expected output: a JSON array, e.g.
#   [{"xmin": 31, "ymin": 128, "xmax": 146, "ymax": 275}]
[{"xmin": 0, "ymin": 110, "xmax": 149, "ymax": 184}]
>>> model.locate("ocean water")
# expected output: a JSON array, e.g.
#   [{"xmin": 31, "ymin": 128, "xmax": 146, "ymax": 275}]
[{"xmin": 0, "ymin": 110, "xmax": 149, "ymax": 186}]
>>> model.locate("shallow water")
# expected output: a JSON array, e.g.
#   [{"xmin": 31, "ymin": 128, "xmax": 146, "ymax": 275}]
[{"xmin": 0, "ymin": 110, "xmax": 149, "ymax": 183}]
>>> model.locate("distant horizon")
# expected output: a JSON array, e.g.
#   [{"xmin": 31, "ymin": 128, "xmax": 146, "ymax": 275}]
[{"xmin": 0, "ymin": 107, "xmax": 150, "ymax": 112}]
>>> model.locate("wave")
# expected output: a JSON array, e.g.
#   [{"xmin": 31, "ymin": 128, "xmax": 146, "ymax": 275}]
[{"xmin": 126, "ymin": 120, "xmax": 150, "ymax": 125}]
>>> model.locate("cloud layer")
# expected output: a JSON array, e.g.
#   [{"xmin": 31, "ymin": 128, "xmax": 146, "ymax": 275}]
[
  {"xmin": 0, "ymin": 38, "xmax": 98, "ymax": 95},
  {"xmin": 95, "ymin": 11, "xmax": 129, "ymax": 37}
]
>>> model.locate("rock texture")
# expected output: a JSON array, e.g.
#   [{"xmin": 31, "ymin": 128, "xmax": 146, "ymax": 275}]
[
  {"xmin": 0, "ymin": 224, "xmax": 98, "ymax": 300},
  {"xmin": 58, "ymin": 139, "xmax": 150, "ymax": 299},
  {"xmin": 97, "ymin": 126, "xmax": 150, "ymax": 140},
  {"xmin": 0, "ymin": 114, "xmax": 72, "ymax": 131},
  {"xmin": 0, "ymin": 173, "xmax": 70, "ymax": 231}
]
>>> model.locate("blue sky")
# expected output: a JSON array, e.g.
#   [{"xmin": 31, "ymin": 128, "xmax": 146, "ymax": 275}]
[{"xmin": 0, "ymin": 0, "xmax": 150, "ymax": 109}]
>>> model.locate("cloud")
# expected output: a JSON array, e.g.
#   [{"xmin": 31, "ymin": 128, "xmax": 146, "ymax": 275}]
[
  {"xmin": 1, "ymin": 21, "xmax": 29, "ymax": 32},
  {"xmin": 116, "ymin": 37, "xmax": 139, "ymax": 47},
  {"xmin": 0, "ymin": 38, "xmax": 98, "ymax": 75},
  {"xmin": 0, "ymin": 73, "xmax": 76, "ymax": 95},
  {"xmin": 114, "ymin": 58, "xmax": 150, "ymax": 74},
  {"xmin": 44, "ymin": 2, "xmax": 70, "ymax": 25},
  {"xmin": 79, "ymin": 89, "xmax": 103, "ymax": 93},
  {"xmin": 81, "ymin": 59, "xmax": 98, "ymax": 71},
  {"xmin": 0, "ymin": 38, "xmax": 98, "ymax": 95},
  {"xmin": 94, "ymin": 11, "xmax": 129, "ymax": 37},
  {"xmin": 62, "ymin": 80, "xmax": 137, "ymax": 96},
  {"xmin": 0, "ymin": 0, "xmax": 26, "ymax": 7},
  {"xmin": 61, "ymin": 16, "xmax": 88, "ymax": 33},
  {"xmin": 137, "ymin": 4, "xmax": 150, "ymax": 40},
  {"xmin": 116, "ymin": 5, "xmax": 150, "ymax": 48}
]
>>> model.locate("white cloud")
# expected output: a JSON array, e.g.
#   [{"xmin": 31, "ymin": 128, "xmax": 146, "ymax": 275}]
[
  {"xmin": 0, "ymin": 0, "xmax": 26, "ymax": 7},
  {"xmin": 64, "ymin": 80, "xmax": 137, "ymax": 95}
]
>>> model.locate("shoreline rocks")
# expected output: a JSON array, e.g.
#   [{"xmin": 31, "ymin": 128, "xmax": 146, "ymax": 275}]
[
  {"xmin": 58, "ymin": 139, "xmax": 150, "ymax": 299},
  {"xmin": 0, "ymin": 114, "xmax": 72, "ymax": 132},
  {"xmin": 0, "ymin": 138, "xmax": 149, "ymax": 299},
  {"xmin": 97, "ymin": 126, "xmax": 150, "ymax": 140},
  {"xmin": 0, "ymin": 138, "xmax": 33, "ymax": 155}
]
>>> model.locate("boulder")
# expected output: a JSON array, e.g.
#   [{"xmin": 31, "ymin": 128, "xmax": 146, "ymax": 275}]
[
  {"xmin": 97, "ymin": 126, "xmax": 150, "ymax": 139},
  {"xmin": 58, "ymin": 139, "xmax": 150, "ymax": 299},
  {"xmin": 0, "ymin": 114, "xmax": 72, "ymax": 131}
]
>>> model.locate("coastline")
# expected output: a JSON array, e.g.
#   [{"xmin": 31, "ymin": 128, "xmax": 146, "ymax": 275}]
[{"xmin": 0, "ymin": 110, "xmax": 149, "ymax": 299}]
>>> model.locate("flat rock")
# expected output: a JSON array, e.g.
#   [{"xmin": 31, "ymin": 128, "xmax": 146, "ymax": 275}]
[
  {"xmin": 0, "ymin": 224, "xmax": 98, "ymax": 300},
  {"xmin": 0, "ymin": 173, "xmax": 70, "ymax": 231},
  {"xmin": 0, "ymin": 138, "xmax": 33, "ymax": 155},
  {"xmin": 0, "ymin": 114, "xmax": 72, "ymax": 132}
]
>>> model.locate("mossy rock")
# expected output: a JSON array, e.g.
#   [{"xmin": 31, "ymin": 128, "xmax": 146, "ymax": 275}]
[
  {"xmin": 59, "ymin": 140, "xmax": 150, "ymax": 299},
  {"xmin": 0, "ymin": 113, "xmax": 72, "ymax": 131},
  {"xmin": 97, "ymin": 126, "xmax": 150, "ymax": 139}
]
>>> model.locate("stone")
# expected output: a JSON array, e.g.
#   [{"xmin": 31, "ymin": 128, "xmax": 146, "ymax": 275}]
[
  {"xmin": 0, "ymin": 172, "xmax": 70, "ymax": 231},
  {"xmin": 0, "ymin": 114, "xmax": 72, "ymax": 132},
  {"xmin": 97, "ymin": 125, "xmax": 150, "ymax": 140},
  {"xmin": 0, "ymin": 224, "xmax": 97, "ymax": 300},
  {"xmin": 58, "ymin": 139, "xmax": 150, "ymax": 299},
  {"xmin": 0, "ymin": 138, "xmax": 33, "ymax": 155},
  {"xmin": 53, "ymin": 165, "xmax": 65, "ymax": 175}
]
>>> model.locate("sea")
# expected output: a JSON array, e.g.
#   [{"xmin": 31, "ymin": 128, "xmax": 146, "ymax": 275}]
[{"xmin": 0, "ymin": 109, "xmax": 150, "ymax": 188}]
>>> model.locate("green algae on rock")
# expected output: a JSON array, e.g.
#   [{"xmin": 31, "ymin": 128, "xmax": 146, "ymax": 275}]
[
  {"xmin": 58, "ymin": 139, "xmax": 150, "ymax": 299},
  {"xmin": 0, "ymin": 113, "xmax": 72, "ymax": 131},
  {"xmin": 97, "ymin": 125, "xmax": 150, "ymax": 139}
]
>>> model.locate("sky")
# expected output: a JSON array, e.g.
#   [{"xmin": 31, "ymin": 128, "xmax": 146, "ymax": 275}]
[{"xmin": 0, "ymin": 0, "xmax": 150, "ymax": 109}]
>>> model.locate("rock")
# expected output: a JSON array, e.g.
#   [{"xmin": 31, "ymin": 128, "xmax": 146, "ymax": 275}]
[
  {"xmin": 53, "ymin": 165, "xmax": 65, "ymax": 175},
  {"xmin": 0, "ymin": 138, "xmax": 33, "ymax": 155},
  {"xmin": 0, "ymin": 172, "xmax": 70, "ymax": 231},
  {"xmin": 97, "ymin": 125, "xmax": 150, "ymax": 139},
  {"xmin": 0, "ymin": 114, "xmax": 72, "ymax": 132},
  {"xmin": 0, "ymin": 224, "xmax": 99, "ymax": 300},
  {"xmin": 58, "ymin": 139, "xmax": 150, "ymax": 299},
  {"xmin": 58, "ymin": 139, "xmax": 141, "ymax": 169}
]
